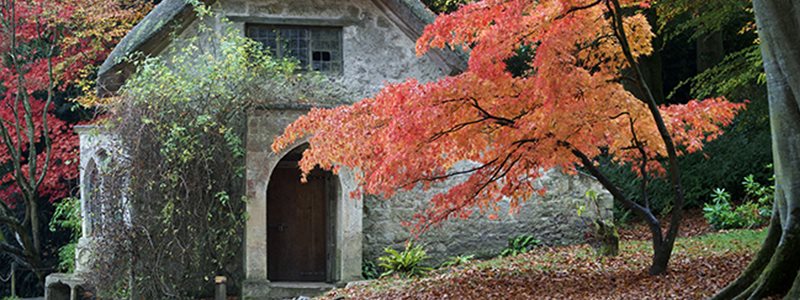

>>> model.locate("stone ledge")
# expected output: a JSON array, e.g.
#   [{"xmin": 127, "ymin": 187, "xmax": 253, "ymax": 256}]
[
  {"xmin": 242, "ymin": 279, "xmax": 271, "ymax": 300},
  {"xmin": 242, "ymin": 280, "xmax": 336, "ymax": 300},
  {"xmin": 44, "ymin": 273, "xmax": 89, "ymax": 300}
]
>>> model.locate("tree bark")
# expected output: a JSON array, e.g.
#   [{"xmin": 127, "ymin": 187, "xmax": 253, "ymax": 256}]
[
  {"xmin": 714, "ymin": 0, "xmax": 800, "ymax": 299},
  {"xmin": 608, "ymin": 0, "xmax": 687, "ymax": 275},
  {"xmin": 641, "ymin": 8, "xmax": 664, "ymax": 103},
  {"xmin": 711, "ymin": 205, "xmax": 781, "ymax": 300},
  {"xmin": 696, "ymin": 30, "xmax": 725, "ymax": 73}
]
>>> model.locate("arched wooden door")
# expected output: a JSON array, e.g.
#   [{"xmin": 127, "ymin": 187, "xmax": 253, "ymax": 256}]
[{"xmin": 267, "ymin": 146, "xmax": 335, "ymax": 282}]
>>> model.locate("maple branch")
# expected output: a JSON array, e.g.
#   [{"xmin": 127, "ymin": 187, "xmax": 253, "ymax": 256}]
[
  {"xmin": 36, "ymin": 24, "xmax": 57, "ymax": 189},
  {"xmin": 429, "ymin": 117, "xmax": 492, "ymax": 142},
  {"xmin": 417, "ymin": 146, "xmax": 523, "ymax": 233},
  {"xmin": 469, "ymin": 98, "xmax": 516, "ymax": 126},
  {"xmin": 607, "ymin": 0, "xmax": 684, "ymax": 248},
  {"xmin": 626, "ymin": 115, "xmax": 650, "ymax": 210},
  {"xmin": 1, "ymin": 0, "xmax": 33, "ymax": 201},
  {"xmin": 559, "ymin": 0, "xmax": 603, "ymax": 20},
  {"xmin": 429, "ymin": 95, "xmax": 525, "ymax": 142},
  {"xmin": 609, "ymin": 111, "xmax": 630, "ymax": 120},
  {"xmin": 571, "ymin": 146, "xmax": 664, "ymax": 251},
  {"xmin": 0, "ymin": 2, "xmax": 36, "ymax": 239},
  {"xmin": 406, "ymin": 157, "xmax": 501, "ymax": 187}
]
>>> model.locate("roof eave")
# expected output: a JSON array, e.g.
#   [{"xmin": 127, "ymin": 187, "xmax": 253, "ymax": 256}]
[
  {"xmin": 96, "ymin": 0, "xmax": 467, "ymax": 97},
  {"xmin": 96, "ymin": 0, "xmax": 197, "ymax": 97}
]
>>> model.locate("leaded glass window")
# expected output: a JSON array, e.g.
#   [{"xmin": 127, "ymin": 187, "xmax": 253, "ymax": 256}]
[{"xmin": 246, "ymin": 25, "xmax": 343, "ymax": 74}]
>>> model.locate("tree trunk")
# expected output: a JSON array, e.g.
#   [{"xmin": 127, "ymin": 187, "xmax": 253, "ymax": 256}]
[
  {"xmin": 711, "ymin": 206, "xmax": 781, "ymax": 300},
  {"xmin": 713, "ymin": 0, "xmax": 800, "ymax": 299},
  {"xmin": 696, "ymin": 30, "xmax": 724, "ymax": 73},
  {"xmin": 641, "ymin": 8, "xmax": 664, "ymax": 104}
]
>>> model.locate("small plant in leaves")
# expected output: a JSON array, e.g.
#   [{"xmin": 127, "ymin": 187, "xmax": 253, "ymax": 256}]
[
  {"xmin": 440, "ymin": 254, "xmax": 475, "ymax": 268},
  {"xmin": 362, "ymin": 260, "xmax": 380, "ymax": 280},
  {"xmin": 378, "ymin": 243, "xmax": 433, "ymax": 278},
  {"xmin": 704, "ymin": 166, "xmax": 774, "ymax": 230},
  {"xmin": 500, "ymin": 235, "xmax": 541, "ymax": 257}
]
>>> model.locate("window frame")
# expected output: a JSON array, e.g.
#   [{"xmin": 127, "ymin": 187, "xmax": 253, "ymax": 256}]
[{"xmin": 245, "ymin": 23, "xmax": 344, "ymax": 75}]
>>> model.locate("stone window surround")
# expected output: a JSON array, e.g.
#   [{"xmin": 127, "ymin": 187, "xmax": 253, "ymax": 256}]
[
  {"xmin": 76, "ymin": 126, "xmax": 133, "ymax": 239},
  {"xmin": 245, "ymin": 24, "xmax": 344, "ymax": 74},
  {"xmin": 228, "ymin": 15, "xmax": 353, "ymax": 76},
  {"xmin": 74, "ymin": 125, "xmax": 134, "ymax": 275}
]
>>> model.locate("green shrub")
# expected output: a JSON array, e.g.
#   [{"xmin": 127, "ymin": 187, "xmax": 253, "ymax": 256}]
[
  {"xmin": 703, "ymin": 185, "xmax": 769, "ymax": 230},
  {"xmin": 440, "ymin": 254, "xmax": 475, "ymax": 268},
  {"xmin": 362, "ymin": 260, "xmax": 380, "ymax": 280},
  {"xmin": 703, "ymin": 168, "xmax": 774, "ymax": 230},
  {"xmin": 742, "ymin": 172, "xmax": 774, "ymax": 218},
  {"xmin": 703, "ymin": 188, "xmax": 737, "ymax": 228},
  {"xmin": 500, "ymin": 235, "xmax": 541, "ymax": 257},
  {"xmin": 49, "ymin": 197, "xmax": 82, "ymax": 273},
  {"xmin": 377, "ymin": 243, "xmax": 432, "ymax": 278}
]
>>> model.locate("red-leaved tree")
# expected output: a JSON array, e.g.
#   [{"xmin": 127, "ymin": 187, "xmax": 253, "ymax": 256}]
[
  {"xmin": 0, "ymin": 0, "xmax": 149, "ymax": 280},
  {"xmin": 274, "ymin": 0, "xmax": 746, "ymax": 275}
]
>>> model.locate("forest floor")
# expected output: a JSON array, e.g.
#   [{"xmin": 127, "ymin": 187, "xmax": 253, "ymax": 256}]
[{"xmin": 323, "ymin": 211, "xmax": 766, "ymax": 299}]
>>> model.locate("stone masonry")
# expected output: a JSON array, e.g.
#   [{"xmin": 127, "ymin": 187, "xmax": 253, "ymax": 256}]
[{"xmin": 363, "ymin": 169, "xmax": 613, "ymax": 265}]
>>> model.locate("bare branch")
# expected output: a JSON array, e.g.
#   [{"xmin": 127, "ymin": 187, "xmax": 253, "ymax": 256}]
[
  {"xmin": 0, "ymin": 241, "xmax": 26, "ymax": 259},
  {"xmin": 469, "ymin": 98, "xmax": 516, "ymax": 126}
]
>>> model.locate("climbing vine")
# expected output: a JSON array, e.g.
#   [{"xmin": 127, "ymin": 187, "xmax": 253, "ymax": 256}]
[{"xmin": 86, "ymin": 5, "xmax": 343, "ymax": 298}]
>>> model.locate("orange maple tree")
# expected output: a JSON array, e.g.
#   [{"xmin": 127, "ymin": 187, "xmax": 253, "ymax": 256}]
[{"xmin": 274, "ymin": 0, "xmax": 746, "ymax": 274}]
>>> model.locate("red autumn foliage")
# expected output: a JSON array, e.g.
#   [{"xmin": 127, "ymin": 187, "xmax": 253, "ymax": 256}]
[
  {"xmin": 273, "ymin": 0, "xmax": 746, "ymax": 231},
  {"xmin": 0, "ymin": 0, "xmax": 149, "ymax": 205}
]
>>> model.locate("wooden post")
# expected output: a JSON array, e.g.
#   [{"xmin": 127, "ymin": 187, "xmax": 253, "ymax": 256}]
[
  {"xmin": 10, "ymin": 261, "xmax": 15, "ymax": 298},
  {"xmin": 214, "ymin": 276, "xmax": 227, "ymax": 300}
]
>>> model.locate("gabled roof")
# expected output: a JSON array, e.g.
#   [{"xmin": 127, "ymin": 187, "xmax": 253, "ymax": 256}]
[{"xmin": 97, "ymin": 0, "xmax": 467, "ymax": 96}]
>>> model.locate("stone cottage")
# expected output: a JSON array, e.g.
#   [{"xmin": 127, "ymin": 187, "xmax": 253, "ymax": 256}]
[{"xmin": 48, "ymin": 0, "xmax": 614, "ymax": 299}]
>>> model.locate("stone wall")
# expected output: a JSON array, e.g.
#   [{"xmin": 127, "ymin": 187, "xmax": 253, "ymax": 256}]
[
  {"xmin": 208, "ymin": 0, "xmax": 446, "ymax": 101},
  {"xmin": 363, "ymin": 169, "xmax": 614, "ymax": 265}
]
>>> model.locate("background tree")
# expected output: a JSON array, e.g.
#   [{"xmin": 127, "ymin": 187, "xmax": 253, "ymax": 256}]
[
  {"xmin": 599, "ymin": 0, "xmax": 769, "ymax": 221},
  {"xmin": 422, "ymin": 0, "xmax": 472, "ymax": 13},
  {"xmin": 0, "ymin": 0, "xmax": 149, "ymax": 288},
  {"xmin": 275, "ymin": 0, "xmax": 745, "ymax": 275},
  {"xmin": 712, "ymin": 0, "xmax": 800, "ymax": 299}
]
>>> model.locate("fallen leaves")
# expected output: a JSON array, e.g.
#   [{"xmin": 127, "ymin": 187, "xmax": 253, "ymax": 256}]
[
  {"xmin": 324, "ymin": 215, "xmax": 764, "ymax": 300},
  {"xmin": 619, "ymin": 209, "xmax": 716, "ymax": 241}
]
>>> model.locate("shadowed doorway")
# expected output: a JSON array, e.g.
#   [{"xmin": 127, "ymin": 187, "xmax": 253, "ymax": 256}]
[{"xmin": 267, "ymin": 144, "xmax": 336, "ymax": 282}]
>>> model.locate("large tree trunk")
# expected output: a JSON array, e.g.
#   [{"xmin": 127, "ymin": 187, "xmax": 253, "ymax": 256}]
[{"xmin": 713, "ymin": 0, "xmax": 800, "ymax": 299}]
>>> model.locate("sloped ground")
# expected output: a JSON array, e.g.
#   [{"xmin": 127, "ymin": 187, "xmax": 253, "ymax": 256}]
[{"xmin": 324, "ymin": 213, "xmax": 765, "ymax": 300}]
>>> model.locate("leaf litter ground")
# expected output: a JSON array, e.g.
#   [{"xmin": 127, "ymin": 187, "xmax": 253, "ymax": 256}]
[{"xmin": 324, "ymin": 211, "xmax": 765, "ymax": 299}]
